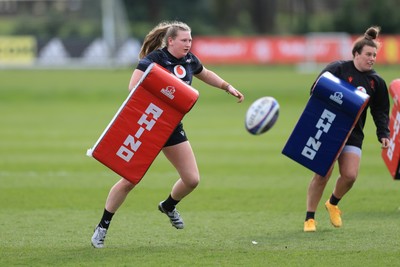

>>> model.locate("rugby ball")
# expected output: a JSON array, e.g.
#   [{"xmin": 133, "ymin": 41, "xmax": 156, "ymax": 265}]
[{"xmin": 245, "ymin": 96, "xmax": 279, "ymax": 135}]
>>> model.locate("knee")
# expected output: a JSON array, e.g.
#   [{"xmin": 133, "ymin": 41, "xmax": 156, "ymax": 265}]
[
  {"xmin": 343, "ymin": 172, "xmax": 358, "ymax": 184},
  {"xmin": 117, "ymin": 178, "xmax": 135, "ymax": 192},
  {"xmin": 313, "ymin": 174, "xmax": 330, "ymax": 186},
  {"xmin": 182, "ymin": 172, "xmax": 200, "ymax": 189},
  {"xmin": 340, "ymin": 168, "xmax": 358, "ymax": 184}
]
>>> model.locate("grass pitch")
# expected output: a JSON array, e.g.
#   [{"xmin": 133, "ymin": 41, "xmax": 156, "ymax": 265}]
[{"xmin": 0, "ymin": 65, "xmax": 399, "ymax": 266}]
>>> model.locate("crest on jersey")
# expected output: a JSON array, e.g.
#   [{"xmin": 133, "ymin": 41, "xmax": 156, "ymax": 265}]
[
  {"xmin": 357, "ymin": 86, "xmax": 367, "ymax": 94},
  {"xmin": 174, "ymin": 65, "xmax": 186, "ymax": 79}
]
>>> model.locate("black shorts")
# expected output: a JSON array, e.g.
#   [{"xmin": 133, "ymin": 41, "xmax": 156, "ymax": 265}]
[{"xmin": 164, "ymin": 122, "xmax": 188, "ymax": 147}]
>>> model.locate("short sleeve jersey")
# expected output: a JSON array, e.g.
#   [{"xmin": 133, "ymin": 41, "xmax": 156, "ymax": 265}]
[
  {"xmin": 136, "ymin": 47, "xmax": 203, "ymax": 85},
  {"xmin": 315, "ymin": 60, "xmax": 390, "ymax": 148}
]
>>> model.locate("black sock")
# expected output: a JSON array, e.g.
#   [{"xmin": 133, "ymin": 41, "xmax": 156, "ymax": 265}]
[
  {"xmin": 161, "ymin": 194, "xmax": 180, "ymax": 212},
  {"xmin": 305, "ymin": 211, "xmax": 315, "ymax": 221},
  {"xmin": 329, "ymin": 194, "xmax": 341, "ymax": 206},
  {"xmin": 99, "ymin": 209, "xmax": 114, "ymax": 229}
]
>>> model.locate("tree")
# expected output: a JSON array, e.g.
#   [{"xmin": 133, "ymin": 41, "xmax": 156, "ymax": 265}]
[{"xmin": 250, "ymin": 0, "xmax": 277, "ymax": 34}]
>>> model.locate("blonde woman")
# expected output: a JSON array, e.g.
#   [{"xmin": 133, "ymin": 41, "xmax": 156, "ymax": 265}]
[{"xmin": 91, "ymin": 21, "xmax": 244, "ymax": 248}]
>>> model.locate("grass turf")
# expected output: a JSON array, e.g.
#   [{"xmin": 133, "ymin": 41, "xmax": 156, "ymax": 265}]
[{"xmin": 0, "ymin": 65, "xmax": 399, "ymax": 266}]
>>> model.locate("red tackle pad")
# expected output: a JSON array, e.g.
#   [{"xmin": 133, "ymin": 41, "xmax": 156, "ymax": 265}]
[{"xmin": 87, "ymin": 63, "xmax": 199, "ymax": 184}]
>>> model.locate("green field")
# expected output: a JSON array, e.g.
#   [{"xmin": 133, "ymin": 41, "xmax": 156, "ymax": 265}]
[{"xmin": 1, "ymin": 65, "xmax": 399, "ymax": 266}]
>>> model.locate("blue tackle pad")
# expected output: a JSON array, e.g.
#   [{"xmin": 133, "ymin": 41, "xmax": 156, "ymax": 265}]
[{"xmin": 282, "ymin": 72, "xmax": 369, "ymax": 176}]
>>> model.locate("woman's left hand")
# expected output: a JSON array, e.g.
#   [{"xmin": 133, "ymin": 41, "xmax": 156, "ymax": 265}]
[
  {"xmin": 381, "ymin": 138, "xmax": 390, "ymax": 149},
  {"xmin": 227, "ymin": 85, "xmax": 245, "ymax": 103}
]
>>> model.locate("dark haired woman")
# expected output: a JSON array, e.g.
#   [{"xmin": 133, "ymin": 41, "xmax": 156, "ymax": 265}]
[{"xmin": 304, "ymin": 26, "xmax": 390, "ymax": 232}]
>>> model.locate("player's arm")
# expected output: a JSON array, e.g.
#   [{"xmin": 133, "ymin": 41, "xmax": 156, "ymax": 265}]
[
  {"xmin": 370, "ymin": 78, "xmax": 391, "ymax": 148},
  {"xmin": 195, "ymin": 66, "xmax": 244, "ymax": 103},
  {"xmin": 129, "ymin": 55, "xmax": 155, "ymax": 91},
  {"xmin": 128, "ymin": 69, "xmax": 145, "ymax": 91}
]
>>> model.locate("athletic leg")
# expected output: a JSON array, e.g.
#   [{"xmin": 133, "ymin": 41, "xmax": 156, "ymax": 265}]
[
  {"xmin": 306, "ymin": 169, "xmax": 333, "ymax": 213},
  {"xmin": 158, "ymin": 141, "xmax": 199, "ymax": 229},
  {"xmin": 325, "ymin": 148, "xmax": 361, "ymax": 228},
  {"xmin": 304, "ymin": 167, "xmax": 333, "ymax": 232},
  {"xmin": 333, "ymin": 151, "xmax": 360, "ymax": 199},
  {"xmin": 105, "ymin": 178, "xmax": 136, "ymax": 213},
  {"xmin": 91, "ymin": 178, "xmax": 135, "ymax": 248},
  {"xmin": 162, "ymin": 141, "xmax": 200, "ymax": 201}
]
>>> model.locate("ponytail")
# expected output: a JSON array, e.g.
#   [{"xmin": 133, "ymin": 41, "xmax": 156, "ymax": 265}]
[{"xmin": 139, "ymin": 21, "xmax": 191, "ymax": 59}]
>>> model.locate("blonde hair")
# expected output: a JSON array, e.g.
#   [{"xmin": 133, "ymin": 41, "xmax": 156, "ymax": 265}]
[
  {"xmin": 352, "ymin": 26, "xmax": 381, "ymax": 57},
  {"xmin": 139, "ymin": 21, "xmax": 191, "ymax": 59}
]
